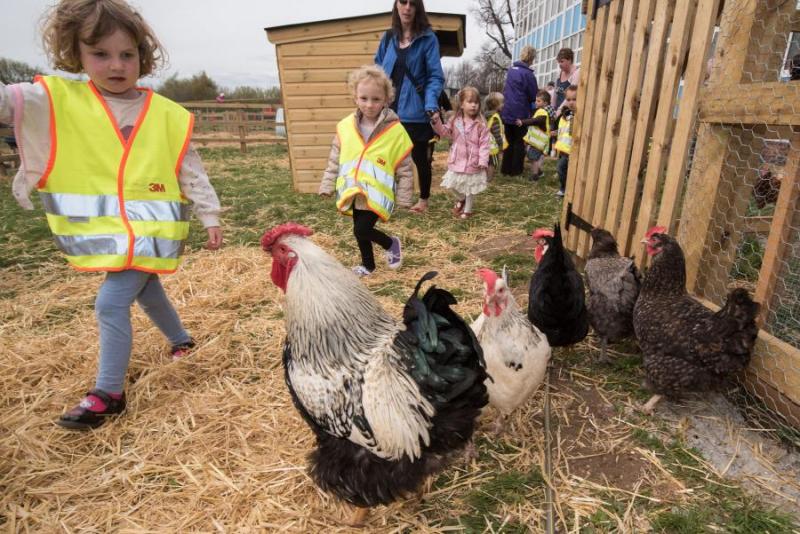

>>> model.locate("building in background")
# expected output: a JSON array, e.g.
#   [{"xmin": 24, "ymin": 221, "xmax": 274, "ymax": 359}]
[{"xmin": 513, "ymin": 1, "xmax": 587, "ymax": 86}]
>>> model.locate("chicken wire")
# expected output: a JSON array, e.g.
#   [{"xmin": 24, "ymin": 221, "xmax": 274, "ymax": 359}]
[{"xmin": 674, "ymin": 4, "xmax": 800, "ymax": 447}]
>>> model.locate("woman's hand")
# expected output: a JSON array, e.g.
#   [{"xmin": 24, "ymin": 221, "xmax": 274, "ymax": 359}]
[
  {"xmin": 205, "ymin": 226, "xmax": 223, "ymax": 250},
  {"xmin": 515, "ymin": 119, "xmax": 523, "ymax": 126},
  {"xmin": 319, "ymin": 191, "xmax": 333, "ymax": 198}
]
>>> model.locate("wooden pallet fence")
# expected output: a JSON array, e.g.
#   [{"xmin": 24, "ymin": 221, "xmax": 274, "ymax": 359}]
[
  {"xmin": 183, "ymin": 101, "xmax": 287, "ymax": 153},
  {"xmin": 563, "ymin": 0, "xmax": 800, "ymax": 431}
]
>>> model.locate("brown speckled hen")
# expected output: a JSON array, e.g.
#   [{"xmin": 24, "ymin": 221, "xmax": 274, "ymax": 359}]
[
  {"xmin": 585, "ymin": 228, "xmax": 641, "ymax": 363},
  {"xmin": 633, "ymin": 227, "xmax": 760, "ymax": 414}
]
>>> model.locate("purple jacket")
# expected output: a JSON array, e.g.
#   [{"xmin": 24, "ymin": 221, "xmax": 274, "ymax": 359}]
[{"xmin": 500, "ymin": 61, "xmax": 539, "ymax": 124}]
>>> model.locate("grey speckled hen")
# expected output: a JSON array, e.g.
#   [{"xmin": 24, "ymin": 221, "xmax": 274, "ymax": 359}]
[
  {"xmin": 585, "ymin": 228, "xmax": 641, "ymax": 363},
  {"xmin": 633, "ymin": 228, "xmax": 759, "ymax": 414}
]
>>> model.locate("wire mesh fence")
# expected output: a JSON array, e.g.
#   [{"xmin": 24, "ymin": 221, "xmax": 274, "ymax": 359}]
[{"xmin": 563, "ymin": 0, "xmax": 800, "ymax": 447}]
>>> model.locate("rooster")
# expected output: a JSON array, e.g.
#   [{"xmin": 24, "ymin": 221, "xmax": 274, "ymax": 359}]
[
  {"xmin": 528, "ymin": 224, "xmax": 589, "ymax": 347},
  {"xmin": 585, "ymin": 228, "xmax": 642, "ymax": 362},
  {"xmin": 472, "ymin": 267, "xmax": 550, "ymax": 433},
  {"xmin": 261, "ymin": 223, "xmax": 488, "ymax": 525},
  {"xmin": 633, "ymin": 226, "xmax": 760, "ymax": 414}
]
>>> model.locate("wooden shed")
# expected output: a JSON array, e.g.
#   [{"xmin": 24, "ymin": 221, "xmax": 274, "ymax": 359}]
[{"xmin": 265, "ymin": 12, "xmax": 466, "ymax": 193}]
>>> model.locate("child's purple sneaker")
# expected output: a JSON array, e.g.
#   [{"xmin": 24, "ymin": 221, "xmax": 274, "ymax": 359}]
[{"xmin": 386, "ymin": 236, "xmax": 402, "ymax": 269}]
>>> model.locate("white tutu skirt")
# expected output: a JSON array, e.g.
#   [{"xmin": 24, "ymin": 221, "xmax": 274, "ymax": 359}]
[{"xmin": 440, "ymin": 169, "xmax": 488, "ymax": 196}]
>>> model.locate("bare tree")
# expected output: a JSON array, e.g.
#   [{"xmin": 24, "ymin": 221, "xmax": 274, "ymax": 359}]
[{"xmin": 471, "ymin": 0, "xmax": 516, "ymax": 61}]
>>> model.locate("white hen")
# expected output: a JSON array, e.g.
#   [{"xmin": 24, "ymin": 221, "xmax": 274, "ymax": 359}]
[{"xmin": 471, "ymin": 267, "xmax": 551, "ymax": 433}]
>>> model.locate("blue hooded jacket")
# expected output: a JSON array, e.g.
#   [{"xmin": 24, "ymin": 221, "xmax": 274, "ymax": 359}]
[
  {"xmin": 500, "ymin": 61, "xmax": 539, "ymax": 124},
  {"xmin": 375, "ymin": 28, "xmax": 445, "ymax": 124}
]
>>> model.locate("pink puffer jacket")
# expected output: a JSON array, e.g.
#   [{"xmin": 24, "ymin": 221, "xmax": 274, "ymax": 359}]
[{"xmin": 433, "ymin": 114, "xmax": 491, "ymax": 174}]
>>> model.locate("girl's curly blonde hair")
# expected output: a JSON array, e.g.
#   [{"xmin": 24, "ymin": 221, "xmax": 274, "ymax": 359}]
[
  {"xmin": 41, "ymin": 0, "xmax": 166, "ymax": 77},
  {"xmin": 347, "ymin": 65, "xmax": 395, "ymax": 104}
]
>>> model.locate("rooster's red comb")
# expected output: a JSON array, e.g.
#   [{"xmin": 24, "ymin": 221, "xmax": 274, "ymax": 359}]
[
  {"xmin": 260, "ymin": 222, "xmax": 313, "ymax": 251},
  {"xmin": 532, "ymin": 228, "xmax": 555, "ymax": 239},
  {"xmin": 645, "ymin": 225, "xmax": 667, "ymax": 238},
  {"xmin": 476, "ymin": 268, "xmax": 498, "ymax": 288}
]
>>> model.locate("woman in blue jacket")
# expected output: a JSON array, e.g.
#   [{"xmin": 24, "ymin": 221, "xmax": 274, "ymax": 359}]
[
  {"xmin": 375, "ymin": 0, "xmax": 445, "ymax": 214},
  {"xmin": 501, "ymin": 45, "xmax": 539, "ymax": 176}
]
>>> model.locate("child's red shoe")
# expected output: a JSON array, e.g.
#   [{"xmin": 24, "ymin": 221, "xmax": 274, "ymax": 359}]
[
  {"xmin": 57, "ymin": 389, "xmax": 126, "ymax": 430},
  {"xmin": 171, "ymin": 339, "xmax": 196, "ymax": 361}
]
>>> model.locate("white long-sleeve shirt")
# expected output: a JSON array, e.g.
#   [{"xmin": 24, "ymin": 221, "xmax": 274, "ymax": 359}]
[{"xmin": 0, "ymin": 81, "xmax": 221, "ymax": 228}]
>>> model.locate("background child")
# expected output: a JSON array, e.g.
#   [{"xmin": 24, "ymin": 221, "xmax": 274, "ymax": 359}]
[
  {"xmin": 554, "ymin": 84, "xmax": 578, "ymax": 197},
  {"xmin": 484, "ymin": 92, "xmax": 507, "ymax": 181},
  {"xmin": 0, "ymin": 0, "xmax": 223, "ymax": 430},
  {"xmin": 319, "ymin": 65, "xmax": 413, "ymax": 277},
  {"xmin": 517, "ymin": 90, "xmax": 552, "ymax": 181},
  {"xmin": 432, "ymin": 86, "xmax": 490, "ymax": 219}
]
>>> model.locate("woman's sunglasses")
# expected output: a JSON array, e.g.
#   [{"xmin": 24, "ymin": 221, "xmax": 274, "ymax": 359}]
[{"xmin": 398, "ymin": 0, "xmax": 415, "ymax": 5}]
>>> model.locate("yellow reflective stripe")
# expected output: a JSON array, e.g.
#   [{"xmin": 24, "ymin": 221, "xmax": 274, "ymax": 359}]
[
  {"xmin": 45, "ymin": 214, "xmax": 127, "ymax": 236},
  {"xmin": 129, "ymin": 220, "xmax": 190, "ymax": 241},
  {"xmin": 54, "ymin": 234, "xmax": 184, "ymax": 259},
  {"xmin": 65, "ymin": 255, "xmax": 128, "ymax": 270}
]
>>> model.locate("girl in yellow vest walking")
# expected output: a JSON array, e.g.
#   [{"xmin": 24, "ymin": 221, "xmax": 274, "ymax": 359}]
[
  {"xmin": 319, "ymin": 65, "xmax": 414, "ymax": 277},
  {"xmin": 484, "ymin": 92, "xmax": 507, "ymax": 181},
  {"xmin": 1, "ymin": 0, "xmax": 222, "ymax": 429},
  {"xmin": 555, "ymin": 85, "xmax": 578, "ymax": 197},
  {"xmin": 518, "ymin": 90, "xmax": 552, "ymax": 182}
]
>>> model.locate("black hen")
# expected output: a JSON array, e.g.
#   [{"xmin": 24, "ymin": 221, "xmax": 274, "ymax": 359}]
[
  {"xmin": 263, "ymin": 223, "xmax": 487, "ymax": 524},
  {"xmin": 585, "ymin": 228, "xmax": 642, "ymax": 361},
  {"xmin": 527, "ymin": 223, "xmax": 589, "ymax": 346},
  {"xmin": 633, "ymin": 227, "xmax": 760, "ymax": 413}
]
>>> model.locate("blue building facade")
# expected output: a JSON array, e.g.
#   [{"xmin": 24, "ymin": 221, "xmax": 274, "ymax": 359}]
[{"xmin": 513, "ymin": 0, "xmax": 587, "ymax": 86}]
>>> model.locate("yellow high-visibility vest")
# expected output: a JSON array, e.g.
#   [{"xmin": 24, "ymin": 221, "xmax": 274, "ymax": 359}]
[
  {"xmin": 523, "ymin": 108, "xmax": 551, "ymax": 152},
  {"xmin": 486, "ymin": 112, "xmax": 508, "ymax": 156},
  {"xmin": 335, "ymin": 113, "xmax": 413, "ymax": 221},
  {"xmin": 554, "ymin": 114, "xmax": 573, "ymax": 155},
  {"xmin": 36, "ymin": 76, "xmax": 193, "ymax": 273}
]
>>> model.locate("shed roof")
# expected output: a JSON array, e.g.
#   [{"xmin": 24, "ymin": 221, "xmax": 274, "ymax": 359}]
[{"xmin": 265, "ymin": 11, "xmax": 466, "ymax": 57}]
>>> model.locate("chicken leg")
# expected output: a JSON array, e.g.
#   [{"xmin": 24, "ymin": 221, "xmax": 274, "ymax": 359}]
[
  {"xmin": 640, "ymin": 394, "xmax": 663, "ymax": 415},
  {"xmin": 348, "ymin": 506, "xmax": 369, "ymax": 527}
]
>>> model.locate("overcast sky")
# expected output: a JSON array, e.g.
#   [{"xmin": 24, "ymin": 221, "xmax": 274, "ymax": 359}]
[{"xmin": 0, "ymin": 0, "xmax": 491, "ymax": 89}]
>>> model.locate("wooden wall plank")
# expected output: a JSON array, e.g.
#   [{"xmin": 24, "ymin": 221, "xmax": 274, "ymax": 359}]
[
  {"xmin": 276, "ymin": 46, "xmax": 297, "ymax": 182},
  {"xmin": 754, "ymin": 134, "xmax": 800, "ymax": 326},
  {"xmin": 280, "ymin": 55, "xmax": 375, "ymax": 70},
  {"xmin": 605, "ymin": 0, "xmax": 658, "ymax": 234},
  {"xmin": 291, "ymin": 146, "xmax": 333, "ymax": 159},
  {"xmin": 290, "ymin": 133, "xmax": 340, "ymax": 146},
  {"xmin": 289, "ymin": 121, "xmax": 338, "ymax": 134},
  {"xmin": 560, "ymin": 5, "xmax": 599, "ymax": 238},
  {"xmin": 284, "ymin": 95, "xmax": 355, "ymax": 108},
  {"xmin": 292, "ymin": 158, "xmax": 328, "ymax": 171},
  {"xmin": 324, "ymin": 32, "xmax": 384, "ymax": 42},
  {"xmin": 656, "ymin": 0, "xmax": 722, "ymax": 235},
  {"xmin": 281, "ymin": 69, "xmax": 353, "ymax": 83},
  {"xmin": 630, "ymin": 0, "xmax": 697, "ymax": 269},
  {"xmin": 586, "ymin": 0, "xmax": 638, "ymax": 242},
  {"xmin": 575, "ymin": 0, "xmax": 629, "ymax": 257},
  {"xmin": 615, "ymin": 0, "xmax": 676, "ymax": 257},
  {"xmin": 563, "ymin": 5, "xmax": 608, "ymax": 250},
  {"xmin": 282, "ymin": 82, "xmax": 349, "ymax": 96},
  {"xmin": 287, "ymin": 107, "xmax": 353, "ymax": 122},
  {"xmin": 280, "ymin": 41, "xmax": 377, "ymax": 56}
]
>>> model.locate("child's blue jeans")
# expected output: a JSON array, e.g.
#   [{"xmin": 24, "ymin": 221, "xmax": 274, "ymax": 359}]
[
  {"xmin": 94, "ymin": 270, "xmax": 191, "ymax": 393},
  {"xmin": 557, "ymin": 154, "xmax": 570, "ymax": 192}
]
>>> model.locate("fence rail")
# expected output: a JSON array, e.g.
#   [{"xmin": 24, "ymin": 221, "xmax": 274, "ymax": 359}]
[{"xmin": 181, "ymin": 101, "xmax": 286, "ymax": 153}]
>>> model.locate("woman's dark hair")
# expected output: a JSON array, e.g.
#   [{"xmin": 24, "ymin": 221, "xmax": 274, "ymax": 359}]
[
  {"xmin": 391, "ymin": 0, "xmax": 431, "ymax": 38},
  {"xmin": 556, "ymin": 48, "xmax": 575, "ymax": 62}
]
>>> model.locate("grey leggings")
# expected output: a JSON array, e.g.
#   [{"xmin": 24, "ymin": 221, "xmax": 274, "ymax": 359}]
[{"xmin": 94, "ymin": 270, "xmax": 191, "ymax": 393}]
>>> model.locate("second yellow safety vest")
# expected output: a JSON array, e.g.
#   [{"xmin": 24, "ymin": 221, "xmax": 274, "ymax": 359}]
[
  {"xmin": 335, "ymin": 113, "xmax": 413, "ymax": 221},
  {"xmin": 554, "ymin": 114, "xmax": 573, "ymax": 155},
  {"xmin": 523, "ymin": 108, "xmax": 551, "ymax": 152},
  {"xmin": 486, "ymin": 112, "xmax": 508, "ymax": 156}
]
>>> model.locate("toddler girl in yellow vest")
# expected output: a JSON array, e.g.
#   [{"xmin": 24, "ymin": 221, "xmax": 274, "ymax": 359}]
[
  {"xmin": 319, "ymin": 65, "xmax": 414, "ymax": 277},
  {"xmin": 554, "ymin": 85, "xmax": 578, "ymax": 197},
  {"xmin": 0, "ymin": 0, "xmax": 222, "ymax": 429}
]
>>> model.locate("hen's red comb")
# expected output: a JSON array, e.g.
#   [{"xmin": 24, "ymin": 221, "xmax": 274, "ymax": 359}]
[
  {"xmin": 645, "ymin": 225, "xmax": 667, "ymax": 238},
  {"xmin": 260, "ymin": 222, "xmax": 313, "ymax": 251},
  {"xmin": 532, "ymin": 228, "xmax": 555, "ymax": 239}
]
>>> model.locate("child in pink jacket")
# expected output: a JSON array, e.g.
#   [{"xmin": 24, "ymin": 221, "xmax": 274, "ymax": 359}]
[{"xmin": 431, "ymin": 87, "xmax": 491, "ymax": 219}]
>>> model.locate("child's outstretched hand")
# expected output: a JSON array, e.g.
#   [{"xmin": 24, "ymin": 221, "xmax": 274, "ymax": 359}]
[
  {"xmin": 319, "ymin": 192, "xmax": 333, "ymax": 197},
  {"xmin": 515, "ymin": 119, "xmax": 523, "ymax": 126},
  {"xmin": 206, "ymin": 226, "xmax": 223, "ymax": 250}
]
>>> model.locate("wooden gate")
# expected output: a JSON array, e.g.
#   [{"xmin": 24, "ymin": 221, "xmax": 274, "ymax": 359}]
[{"xmin": 563, "ymin": 0, "xmax": 800, "ymax": 430}]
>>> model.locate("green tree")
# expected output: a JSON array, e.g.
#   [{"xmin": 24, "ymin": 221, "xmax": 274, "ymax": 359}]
[
  {"xmin": 0, "ymin": 58, "xmax": 43, "ymax": 84},
  {"xmin": 157, "ymin": 71, "xmax": 219, "ymax": 102}
]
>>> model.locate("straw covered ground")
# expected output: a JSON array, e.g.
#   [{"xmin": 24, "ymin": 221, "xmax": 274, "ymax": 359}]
[{"xmin": 1, "ymin": 145, "xmax": 799, "ymax": 532}]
